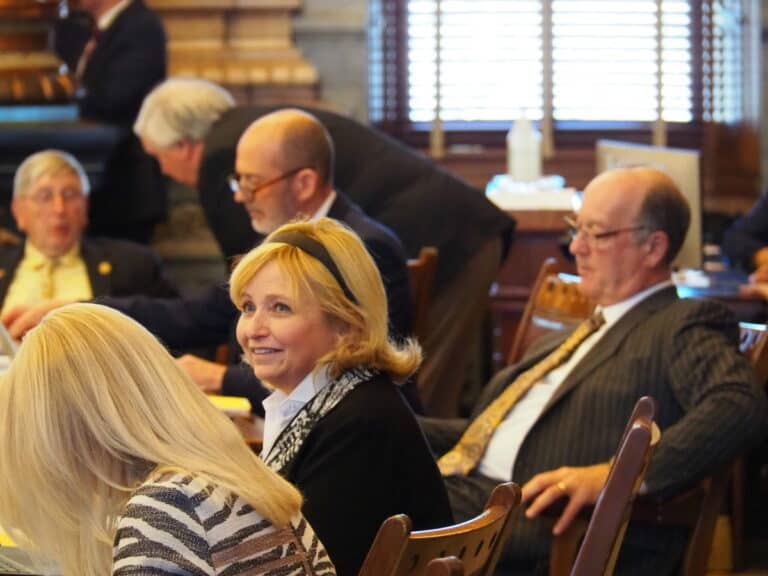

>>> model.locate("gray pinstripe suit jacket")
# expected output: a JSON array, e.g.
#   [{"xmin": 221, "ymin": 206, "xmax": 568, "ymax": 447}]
[{"xmin": 421, "ymin": 286, "xmax": 767, "ymax": 573}]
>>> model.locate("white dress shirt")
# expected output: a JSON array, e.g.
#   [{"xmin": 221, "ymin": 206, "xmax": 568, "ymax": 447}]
[
  {"xmin": 75, "ymin": 0, "xmax": 132, "ymax": 80},
  {"xmin": 477, "ymin": 280, "xmax": 674, "ymax": 481},
  {"xmin": 311, "ymin": 190, "xmax": 336, "ymax": 220},
  {"xmin": 97, "ymin": 0, "xmax": 132, "ymax": 30},
  {"xmin": 260, "ymin": 368, "xmax": 331, "ymax": 458}
]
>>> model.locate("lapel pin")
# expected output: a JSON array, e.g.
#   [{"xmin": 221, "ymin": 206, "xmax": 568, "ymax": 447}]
[{"xmin": 98, "ymin": 261, "xmax": 112, "ymax": 276}]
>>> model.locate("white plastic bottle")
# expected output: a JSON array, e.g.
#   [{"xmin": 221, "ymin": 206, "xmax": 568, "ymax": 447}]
[{"xmin": 506, "ymin": 116, "xmax": 542, "ymax": 182}]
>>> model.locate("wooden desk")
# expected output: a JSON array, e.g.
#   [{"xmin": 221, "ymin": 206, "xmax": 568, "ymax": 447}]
[{"xmin": 676, "ymin": 285, "xmax": 767, "ymax": 322}]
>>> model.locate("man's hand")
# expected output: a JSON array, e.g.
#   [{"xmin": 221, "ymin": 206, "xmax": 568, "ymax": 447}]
[
  {"xmin": 177, "ymin": 354, "xmax": 226, "ymax": 394},
  {"xmin": 739, "ymin": 282, "xmax": 768, "ymax": 300},
  {"xmin": 521, "ymin": 463, "xmax": 610, "ymax": 535},
  {"xmin": 749, "ymin": 261, "xmax": 768, "ymax": 284},
  {"xmin": 737, "ymin": 260, "xmax": 768, "ymax": 299},
  {"xmin": 752, "ymin": 248, "xmax": 768, "ymax": 276},
  {"xmin": 1, "ymin": 299, "xmax": 74, "ymax": 339}
]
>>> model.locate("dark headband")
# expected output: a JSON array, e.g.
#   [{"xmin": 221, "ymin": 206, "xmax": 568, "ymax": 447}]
[{"xmin": 269, "ymin": 230, "xmax": 358, "ymax": 304}]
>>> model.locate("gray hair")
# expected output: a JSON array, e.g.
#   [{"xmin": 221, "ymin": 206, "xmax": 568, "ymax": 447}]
[
  {"xmin": 133, "ymin": 77, "xmax": 235, "ymax": 149},
  {"xmin": 634, "ymin": 169, "xmax": 691, "ymax": 265},
  {"xmin": 13, "ymin": 149, "xmax": 90, "ymax": 198}
]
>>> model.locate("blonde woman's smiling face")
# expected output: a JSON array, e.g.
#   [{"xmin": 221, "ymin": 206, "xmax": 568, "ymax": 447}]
[{"xmin": 235, "ymin": 261, "xmax": 340, "ymax": 393}]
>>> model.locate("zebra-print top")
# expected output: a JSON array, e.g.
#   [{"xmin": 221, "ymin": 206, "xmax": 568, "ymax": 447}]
[{"xmin": 112, "ymin": 470, "xmax": 335, "ymax": 575}]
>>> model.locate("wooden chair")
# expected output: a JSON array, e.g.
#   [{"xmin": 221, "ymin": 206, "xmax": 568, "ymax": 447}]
[
  {"xmin": 629, "ymin": 467, "xmax": 730, "ymax": 576},
  {"xmin": 550, "ymin": 397, "xmax": 661, "ymax": 576},
  {"xmin": 660, "ymin": 321, "xmax": 768, "ymax": 574},
  {"xmin": 725, "ymin": 322, "xmax": 768, "ymax": 570},
  {"xmin": 407, "ymin": 246, "xmax": 439, "ymax": 344},
  {"xmin": 551, "ymin": 327, "xmax": 764, "ymax": 576},
  {"xmin": 507, "ymin": 258, "xmax": 593, "ymax": 365},
  {"xmin": 358, "ymin": 482, "xmax": 521, "ymax": 576},
  {"xmin": 425, "ymin": 557, "xmax": 464, "ymax": 576}
]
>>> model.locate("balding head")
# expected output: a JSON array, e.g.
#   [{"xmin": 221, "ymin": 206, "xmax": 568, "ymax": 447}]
[
  {"xmin": 632, "ymin": 167, "xmax": 690, "ymax": 265},
  {"xmin": 233, "ymin": 109, "xmax": 336, "ymax": 234},
  {"xmin": 238, "ymin": 109, "xmax": 334, "ymax": 188},
  {"xmin": 570, "ymin": 166, "xmax": 690, "ymax": 305}
]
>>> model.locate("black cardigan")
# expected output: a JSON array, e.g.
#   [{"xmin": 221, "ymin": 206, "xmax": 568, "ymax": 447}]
[{"xmin": 280, "ymin": 373, "xmax": 453, "ymax": 575}]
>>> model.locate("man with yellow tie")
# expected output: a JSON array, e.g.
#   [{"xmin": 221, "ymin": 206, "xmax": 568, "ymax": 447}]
[
  {"xmin": 0, "ymin": 150, "xmax": 177, "ymax": 315},
  {"xmin": 420, "ymin": 166, "xmax": 767, "ymax": 576}
]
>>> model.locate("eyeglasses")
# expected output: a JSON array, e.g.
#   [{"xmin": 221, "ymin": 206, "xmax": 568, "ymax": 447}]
[
  {"xmin": 24, "ymin": 187, "xmax": 84, "ymax": 205},
  {"xmin": 564, "ymin": 215, "xmax": 647, "ymax": 248},
  {"xmin": 228, "ymin": 167, "xmax": 304, "ymax": 201}
]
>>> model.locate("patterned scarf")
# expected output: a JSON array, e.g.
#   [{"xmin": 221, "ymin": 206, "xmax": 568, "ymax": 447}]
[{"xmin": 262, "ymin": 367, "xmax": 378, "ymax": 472}]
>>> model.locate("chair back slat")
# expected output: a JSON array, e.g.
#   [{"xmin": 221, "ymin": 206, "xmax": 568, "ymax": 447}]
[
  {"xmin": 550, "ymin": 397, "xmax": 660, "ymax": 576},
  {"xmin": 568, "ymin": 397, "xmax": 660, "ymax": 576},
  {"xmin": 408, "ymin": 246, "xmax": 439, "ymax": 344},
  {"xmin": 508, "ymin": 258, "xmax": 594, "ymax": 365},
  {"xmin": 359, "ymin": 482, "xmax": 520, "ymax": 576}
]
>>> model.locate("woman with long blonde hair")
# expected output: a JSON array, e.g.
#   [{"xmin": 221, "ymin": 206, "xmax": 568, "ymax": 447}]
[{"xmin": 0, "ymin": 303, "xmax": 334, "ymax": 576}]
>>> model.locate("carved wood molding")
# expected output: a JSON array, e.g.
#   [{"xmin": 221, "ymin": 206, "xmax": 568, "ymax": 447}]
[
  {"xmin": 0, "ymin": 0, "xmax": 73, "ymax": 102},
  {"xmin": 147, "ymin": 0, "xmax": 318, "ymax": 103},
  {"xmin": 0, "ymin": 0, "xmax": 60, "ymax": 19},
  {"xmin": 148, "ymin": 0, "xmax": 300, "ymax": 9}
]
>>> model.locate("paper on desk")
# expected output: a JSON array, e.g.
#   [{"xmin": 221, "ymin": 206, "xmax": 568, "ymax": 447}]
[
  {"xmin": 208, "ymin": 395, "xmax": 252, "ymax": 417},
  {"xmin": 672, "ymin": 268, "xmax": 711, "ymax": 288},
  {"xmin": 0, "ymin": 532, "xmax": 15, "ymax": 547},
  {"xmin": 486, "ymin": 175, "xmax": 579, "ymax": 211}
]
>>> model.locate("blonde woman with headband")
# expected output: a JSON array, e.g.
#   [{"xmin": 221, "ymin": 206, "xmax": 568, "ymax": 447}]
[
  {"xmin": 230, "ymin": 218, "xmax": 452, "ymax": 575},
  {"xmin": 0, "ymin": 303, "xmax": 335, "ymax": 576}
]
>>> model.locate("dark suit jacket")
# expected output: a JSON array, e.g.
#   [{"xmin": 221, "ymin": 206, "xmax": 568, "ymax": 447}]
[
  {"xmin": 56, "ymin": 0, "xmax": 166, "ymax": 126},
  {"xmin": 55, "ymin": 0, "xmax": 168, "ymax": 236},
  {"xmin": 0, "ymin": 237, "xmax": 178, "ymax": 307},
  {"xmin": 721, "ymin": 193, "xmax": 768, "ymax": 271},
  {"xmin": 98, "ymin": 193, "xmax": 414, "ymax": 411},
  {"xmin": 421, "ymin": 287, "xmax": 767, "ymax": 571},
  {"xmin": 197, "ymin": 106, "xmax": 515, "ymax": 292},
  {"xmin": 279, "ymin": 372, "xmax": 452, "ymax": 575}
]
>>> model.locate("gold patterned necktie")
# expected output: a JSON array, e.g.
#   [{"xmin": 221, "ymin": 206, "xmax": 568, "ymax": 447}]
[{"xmin": 438, "ymin": 311, "xmax": 605, "ymax": 476}]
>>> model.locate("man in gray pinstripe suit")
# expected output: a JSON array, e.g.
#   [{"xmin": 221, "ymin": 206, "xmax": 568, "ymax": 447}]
[{"xmin": 420, "ymin": 166, "xmax": 767, "ymax": 575}]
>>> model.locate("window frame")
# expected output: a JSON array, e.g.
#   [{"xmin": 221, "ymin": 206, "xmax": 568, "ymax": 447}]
[{"xmin": 369, "ymin": 0, "xmax": 708, "ymax": 149}]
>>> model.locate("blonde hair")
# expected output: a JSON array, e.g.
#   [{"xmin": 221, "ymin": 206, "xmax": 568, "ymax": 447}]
[
  {"xmin": 13, "ymin": 149, "xmax": 90, "ymax": 198},
  {"xmin": 230, "ymin": 218, "xmax": 421, "ymax": 381},
  {"xmin": 0, "ymin": 304, "xmax": 302, "ymax": 576}
]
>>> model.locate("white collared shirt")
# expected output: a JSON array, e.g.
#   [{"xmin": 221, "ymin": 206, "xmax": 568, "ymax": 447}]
[
  {"xmin": 477, "ymin": 280, "xmax": 674, "ymax": 481},
  {"xmin": 97, "ymin": 0, "xmax": 132, "ymax": 31},
  {"xmin": 310, "ymin": 190, "xmax": 337, "ymax": 221},
  {"xmin": 260, "ymin": 368, "xmax": 331, "ymax": 458}
]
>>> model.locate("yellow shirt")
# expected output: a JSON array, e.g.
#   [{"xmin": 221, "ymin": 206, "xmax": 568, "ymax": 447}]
[{"xmin": 1, "ymin": 243, "xmax": 93, "ymax": 315}]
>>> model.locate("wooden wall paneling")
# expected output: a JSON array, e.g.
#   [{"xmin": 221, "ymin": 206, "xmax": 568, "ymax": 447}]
[{"xmin": 147, "ymin": 0, "xmax": 319, "ymax": 105}]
